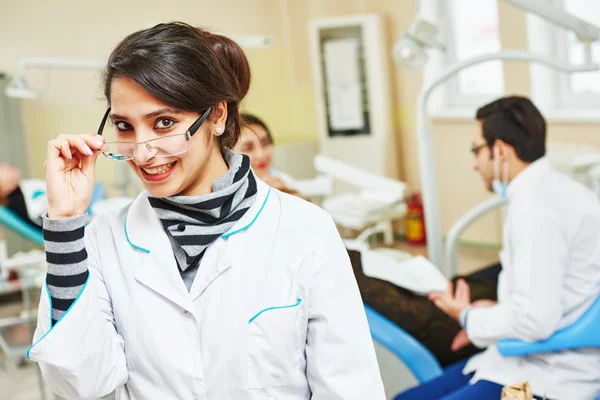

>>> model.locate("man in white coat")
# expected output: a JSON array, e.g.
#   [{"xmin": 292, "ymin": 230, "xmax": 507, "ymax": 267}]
[{"xmin": 398, "ymin": 96, "xmax": 600, "ymax": 400}]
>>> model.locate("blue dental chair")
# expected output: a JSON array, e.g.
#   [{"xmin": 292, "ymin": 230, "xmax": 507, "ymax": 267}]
[
  {"xmin": 498, "ymin": 293, "xmax": 600, "ymax": 357},
  {"xmin": 0, "ymin": 182, "xmax": 106, "ymax": 247},
  {"xmin": 364, "ymin": 287, "xmax": 600, "ymax": 395},
  {"xmin": 364, "ymin": 195, "xmax": 600, "ymax": 399},
  {"xmin": 0, "ymin": 206, "xmax": 43, "ymax": 246},
  {"xmin": 365, "ymin": 293, "xmax": 600, "ymax": 399},
  {"xmin": 364, "ymin": 305, "xmax": 443, "ymax": 384},
  {"xmin": 0, "ymin": 184, "xmax": 108, "ymax": 400}
]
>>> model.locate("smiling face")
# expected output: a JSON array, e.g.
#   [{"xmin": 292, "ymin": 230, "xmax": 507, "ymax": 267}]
[
  {"xmin": 234, "ymin": 123, "xmax": 273, "ymax": 179},
  {"xmin": 107, "ymin": 77, "xmax": 228, "ymax": 198}
]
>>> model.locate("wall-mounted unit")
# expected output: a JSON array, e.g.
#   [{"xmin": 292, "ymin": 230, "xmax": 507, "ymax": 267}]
[{"xmin": 309, "ymin": 13, "xmax": 397, "ymax": 178}]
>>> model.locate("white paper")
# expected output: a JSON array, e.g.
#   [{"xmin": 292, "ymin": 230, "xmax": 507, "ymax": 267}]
[
  {"xmin": 323, "ymin": 38, "xmax": 364, "ymax": 131},
  {"xmin": 361, "ymin": 253, "xmax": 449, "ymax": 295}
]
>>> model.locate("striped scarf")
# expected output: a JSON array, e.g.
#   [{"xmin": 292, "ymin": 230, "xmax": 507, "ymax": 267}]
[{"xmin": 148, "ymin": 150, "xmax": 257, "ymax": 290}]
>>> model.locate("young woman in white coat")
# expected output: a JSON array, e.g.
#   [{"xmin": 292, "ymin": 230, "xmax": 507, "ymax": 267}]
[{"xmin": 29, "ymin": 22, "xmax": 385, "ymax": 400}]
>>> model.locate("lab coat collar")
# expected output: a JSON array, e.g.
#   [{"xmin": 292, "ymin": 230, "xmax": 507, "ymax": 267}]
[
  {"xmin": 506, "ymin": 157, "xmax": 551, "ymax": 200},
  {"xmin": 124, "ymin": 174, "xmax": 271, "ymax": 253},
  {"xmin": 187, "ymin": 178, "xmax": 272, "ymax": 301},
  {"xmin": 123, "ymin": 176, "xmax": 271, "ymax": 312},
  {"xmin": 126, "ymin": 193, "xmax": 193, "ymax": 312}
]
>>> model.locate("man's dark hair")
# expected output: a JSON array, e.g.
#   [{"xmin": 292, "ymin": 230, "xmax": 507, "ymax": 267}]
[{"xmin": 475, "ymin": 96, "xmax": 546, "ymax": 162}]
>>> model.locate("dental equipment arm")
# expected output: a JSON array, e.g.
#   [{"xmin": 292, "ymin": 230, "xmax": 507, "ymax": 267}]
[
  {"xmin": 314, "ymin": 155, "xmax": 407, "ymax": 204},
  {"xmin": 444, "ymin": 196, "xmax": 506, "ymax": 277},
  {"xmin": 417, "ymin": 50, "xmax": 599, "ymax": 270}
]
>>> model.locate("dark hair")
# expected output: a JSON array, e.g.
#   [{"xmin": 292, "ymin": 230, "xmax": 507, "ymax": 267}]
[
  {"xmin": 240, "ymin": 113, "xmax": 274, "ymax": 145},
  {"xmin": 102, "ymin": 22, "xmax": 251, "ymax": 150},
  {"xmin": 475, "ymin": 96, "xmax": 546, "ymax": 162}
]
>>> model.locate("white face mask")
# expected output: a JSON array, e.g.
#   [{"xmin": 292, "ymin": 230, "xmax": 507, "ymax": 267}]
[{"xmin": 492, "ymin": 146, "xmax": 509, "ymax": 197}]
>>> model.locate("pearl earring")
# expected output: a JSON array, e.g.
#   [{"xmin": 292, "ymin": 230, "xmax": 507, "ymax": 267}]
[{"xmin": 216, "ymin": 127, "xmax": 223, "ymax": 134}]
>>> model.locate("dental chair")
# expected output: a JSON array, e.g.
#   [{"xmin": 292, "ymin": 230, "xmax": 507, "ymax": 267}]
[
  {"xmin": 0, "ymin": 182, "xmax": 118, "ymax": 400},
  {"xmin": 0, "ymin": 205, "xmax": 119, "ymax": 400},
  {"xmin": 364, "ymin": 305, "xmax": 443, "ymax": 382},
  {"xmin": 498, "ymin": 294, "xmax": 600, "ymax": 358},
  {"xmin": 0, "ymin": 205, "xmax": 47, "ymax": 398},
  {"xmin": 0, "ymin": 206, "xmax": 43, "ymax": 246},
  {"xmin": 366, "ymin": 195, "xmax": 600, "ymax": 399},
  {"xmin": 314, "ymin": 155, "xmax": 408, "ymax": 246},
  {"xmin": 314, "ymin": 155, "xmax": 450, "ymax": 297},
  {"xmin": 367, "ymin": 292, "xmax": 600, "ymax": 399},
  {"xmin": 367, "ymin": 290, "xmax": 600, "ymax": 396}
]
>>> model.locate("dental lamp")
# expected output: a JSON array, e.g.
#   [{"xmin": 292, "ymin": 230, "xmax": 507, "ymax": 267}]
[
  {"xmin": 393, "ymin": 0, "xmax": 600, "ymax": 275},
  {"xmin": 5, "ymin": 57, "xmax": 105, "ymax": 99},
  {"xmin": 392, "ymin": 18, "xmax": 445, "ymax": 69},
  {"xmin": 5, "ymin": 75, "xmax": 38, "ymax": 99}
]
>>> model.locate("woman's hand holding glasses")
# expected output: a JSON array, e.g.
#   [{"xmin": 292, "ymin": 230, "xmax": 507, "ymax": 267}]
[{"xmin": 45, "ymin": 133, "xmax": 106, "ymax": 220}]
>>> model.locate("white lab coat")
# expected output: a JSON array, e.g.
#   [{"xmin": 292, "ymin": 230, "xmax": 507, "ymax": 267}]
[
  {"xmin": 28, "ymin": 179, "xmax": 385, "ymax": 400},
  {"xmin": 464, "ymin": 158, "xmax": 600, "ymax": 400}
]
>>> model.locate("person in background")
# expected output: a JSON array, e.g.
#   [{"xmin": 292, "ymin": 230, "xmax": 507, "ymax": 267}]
[
  {"xmin": 235, "ymin": 113, "xmax": 501, "ymax": 367},
  {"xmin": 237, "ymin": 114, "xmax": 298, "ymax": 193},
  {"xmin": 398, "ymin": 96, "xmax": 600, "ymax": 399},
  {"xmin": 0, "ymin": 164, "xmax": 21, "ymax": 199},
  {"xmin": 0, "ymin": 163, "xmax": 46, "ymax": 229}
]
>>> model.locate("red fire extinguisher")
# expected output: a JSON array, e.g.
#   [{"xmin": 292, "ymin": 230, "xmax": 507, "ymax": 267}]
[{"xmin": 405, "ymin": 192, "xmax": 427, "ymax": 245}]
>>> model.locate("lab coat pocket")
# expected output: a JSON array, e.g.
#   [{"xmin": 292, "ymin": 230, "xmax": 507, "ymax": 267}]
[{"xmin": 247, "ymin": 298, "xmax": 303, "ymax": 388}]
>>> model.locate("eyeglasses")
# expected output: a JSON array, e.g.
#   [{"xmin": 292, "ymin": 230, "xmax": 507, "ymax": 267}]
[
  {"xmin": 470, "ymin": 143, "xmax": 487, "ymax": 156},
  {"xmin": 96, "ymin": 107, "xmax": 212, "ymax": 161}
]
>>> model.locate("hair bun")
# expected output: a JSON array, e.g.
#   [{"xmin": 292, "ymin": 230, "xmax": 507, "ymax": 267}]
[{"xmin": 197, "ymin": 29, "xmax": 251, "ymax": 101}]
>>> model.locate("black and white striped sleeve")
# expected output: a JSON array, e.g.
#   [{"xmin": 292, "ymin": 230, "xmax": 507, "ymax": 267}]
[{"xmin": 42, "ymin": 214, "xmax": 89, "ymax": 326}]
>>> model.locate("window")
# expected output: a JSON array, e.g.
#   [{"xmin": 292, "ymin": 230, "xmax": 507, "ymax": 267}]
[
  {"xmin": 422, "ymin": 0, "xmax": 504, "ymax": 115},
  {"xmin": 446, "ymin": 0, "xmax": 504, "ymax": 100},
  {"xmin": 528, "ymin": 0, "xmax": 600, "ymax": 115},
  {"xmin": 561, "ymin": 0, "xmax": 600, "ymax": 97}
]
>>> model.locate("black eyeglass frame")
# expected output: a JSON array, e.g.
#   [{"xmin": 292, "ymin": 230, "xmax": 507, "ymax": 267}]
[{"xmin": 96, "ymin": 107, "xmax": 213, "ymax": 161}]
